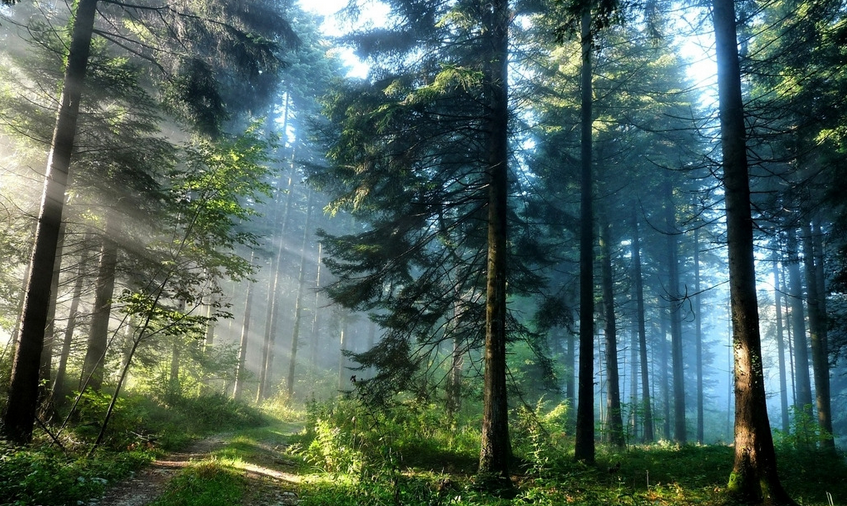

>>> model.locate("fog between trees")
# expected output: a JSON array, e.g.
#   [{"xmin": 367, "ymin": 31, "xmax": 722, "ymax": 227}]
[{"xmin": 1, "ymin": 0, "xmax": 846, "ymax": 502}]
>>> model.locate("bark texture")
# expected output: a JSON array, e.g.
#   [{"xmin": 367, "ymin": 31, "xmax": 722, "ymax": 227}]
[
  {"xmin": 478, "ymin": 0, "xmax": 511, "ymax": 479},
  {"xmin": 714, "ymin": 0, "xmax": 795, "ymax": 501}
]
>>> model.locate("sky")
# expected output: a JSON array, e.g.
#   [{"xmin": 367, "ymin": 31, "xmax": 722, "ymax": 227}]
[{"xmin": 298, "ymin": 0, "xmax": 390, "ymax": 79}]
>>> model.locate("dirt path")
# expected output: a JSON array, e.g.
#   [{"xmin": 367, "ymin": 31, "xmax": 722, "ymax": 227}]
[
  {"xmin": 89, "ymin": 430, "xmax": 303, "ymax": 506},
  {"xmin": 90, "ymin": 435, "xmax": 230, "ymax": 506}
]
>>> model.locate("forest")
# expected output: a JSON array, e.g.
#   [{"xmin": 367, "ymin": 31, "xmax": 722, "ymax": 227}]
[{"xmin": 0, "ymin": 0, "xmax": 846, "ymax": 505}]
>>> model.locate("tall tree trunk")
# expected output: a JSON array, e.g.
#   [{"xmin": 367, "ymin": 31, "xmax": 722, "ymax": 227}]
[
  {"xmin": 2, "ymin": 0, "xmax": 98, "ymax": 444},
  {"xmin": 772, "ymin": 252, "xmax": 790, "ymax": 433},
  {"xmin": 169, "ymin": 340, "xmax": 181, "ymax": 397},
  {"xmin": 599, "ymin": 218, "xmax": 624, "ymax": 447},
  {"xmin": 232, "ymin": 250, "xmax": 256, "ymax": 400},
  {"xmin": 660, "ymin": 312, "xmax": 670, "ymax": 439},
  {"xmin": 309, "ymin": 242, "xmax": 323, "ymax": 370},
  {"xmin": 630, "ymin": 325, "xmax": 638, "ymax": 441},
  {"xmin": 565, "ymin": 329, "xmax": 575, "ymax": 425},
  {"xmin": 447, "ymin": 330, "xmax": 464, "ymax": 419},
  {"xmin": 694, "ymin": 228, "xmax": 704, "ymax": 443},
  {"xmin": 41, "ymin": 223, "xmax": 67, "ymax": 389},
  {"xmin": 286, "ymin": 190, "xmax": 314, "ymax": 399},
  {"xmin": 665, "ymin": 184, "xmax": 685, "ymax": 444},
  {"xmin": 574, "ymin": 8, "xmax": 595, "ymax": 464},
  {"xmin": 786, "ymin": 228, "xmax": 813, "ymax": 410},
  {"xmin": 632, "ymin": 215, "xmax": 654, "ymax": 442},
  {"xmin": 80, "ymin": 228, "xmax": 118, "ymax": 393},
  {"xmin": 801, "ymin": 221, "xmax": 833, "ymax": 448},
  {"xmin": 52, "ymin": 234, "xmax": 94, "ymax": 405},
  {"xmin": 478, "ymin": 0, "xmax": 511, "ymax": 480},
  {"xmin": 714, "ymin": 0, "xmax": 795, "ymax": 500},
  {"xmin": 257, "ymin": 99, "xmax": 293, "ymax": 401},
  {"xmin": 337, "ymin": 315, "xmax": 349, "ymax": 391}
]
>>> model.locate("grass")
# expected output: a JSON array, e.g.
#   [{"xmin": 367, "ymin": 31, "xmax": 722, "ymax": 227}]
[
  {"xmin": 3, "ymin": 393, "xmax": 845, "ymax": 506},
  {"xmin": 147, "ymin": 460, "xmax": 245, "ymax": 506},
  {"xmin": 0, "ymin": 390, "xmax": 267, "ymax": 506}
]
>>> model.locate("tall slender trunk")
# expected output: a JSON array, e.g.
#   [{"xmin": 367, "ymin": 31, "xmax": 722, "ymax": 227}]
[
  {"xmin": 773, "ymin": 252, "xmax": 790, "ymax": 433},
  {"xmin": 52, "ymin": 233, "xmax": 94, "ymax": 405},
  {"xmin": 80, "ymin": 227, "xmax": 118, "ymax": 393},
  {"xmin": 41, "ymin": 223, "xmax": 67, "ymax": 388},
  {"xmin": 232, "ymin": 250, "xmax": 256, "ymax": 400},
  {"xmin": 257, "ymin": 97, "xmax": 293, "ymax": 401},
  {"xmin": 660, "ymin": 315, "xmax": 670, "ymax": 439},
  {"xmin": 309, "ymin": 242, "xmax": 323, "ymax": 370},
  {"xmin": 574, "ymin": 9, "xmax": 595, "ymax": 464},
  {"xmin": 786, "ymin": 228, "xmax": 812, "ymax": 410},
  {"xmin": 801, "ymin": 221, "xmax": 833, "ymax": 448},
  {"xmin": 599, "ymin": 218, "xmax": 624, "ymax": 447},
  {"xmin": 714, "ymin": 0, "xmax": 794, "ymax": 499},
  {"xmin": 478, "ymin": 0, "xmax": 511, "ymax": 479},
  {"xmin": 630, "ymin": 324, "xmax": 638, "ymax": 441},
  {"xmin": 632, "ymin": 215, "xmax": 654, "ymax": 442},
  {"xmin": 286, "ymin": 190, "xmax": 314, "ymax": 399},
  {"xmin": 665, "ymin": 184, "xmax": 685, "ymax": 444},
  {"xmin": 447, "ymin": 330, "xmax": 464, "ymax": 419},
  {"xmin": 337, "ymin": 315, "xmax": 349, "ymax": 390},
  {"xmin": 2, "ymin": 0, "xmax": 98, "ymax": 444},
  {"xmin": 694, "ymin": 228, "xmax": 704, "ymax": 443}
]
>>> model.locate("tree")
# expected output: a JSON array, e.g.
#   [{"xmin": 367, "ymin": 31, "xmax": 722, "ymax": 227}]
[
  {"xmin": 2, "ymin": 0, "xmax": 98, "ymax": 444},
  {"xmin": 713, "ymin": 0, "xmax": 795, "ymax": 501},
  {"xmin": 478, "ymin": 0, "xmax": 511, "ymax": 480},
  {"xmin": 599, "ymin": 216, "xmax": 624, "ymax": 447},
  {"xmin": 574, "ymin": 6, "xmax": 596, "ymax": 464}
]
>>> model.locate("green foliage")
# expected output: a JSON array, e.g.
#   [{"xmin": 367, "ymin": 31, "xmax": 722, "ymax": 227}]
[
  {"xmin": 0, "ymin": 444, "xmax": 153, "ymax": 506},
  {"xmin": 773, "ymin": 406, "xmax": 834, "ymax": 451},
  {"xmin": 148, "ymin": 460, "xmax": 244, "ymax": 506}
]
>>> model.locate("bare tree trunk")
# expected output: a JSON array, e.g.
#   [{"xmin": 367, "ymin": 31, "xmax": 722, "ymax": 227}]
[
  {"xmin": 80, "ymin": 227, "xmax": 118, "ymax": 393},
  {"xmin": 632, "ymin": 215, "xmax": 654, "ymax": 442},
  {"xmin": 337, "ymin": 315, "xmax": 349, "ymax": 391},
  {"xmin": 447, "ymin": 330, "xmax": 464, "ymax": 419},
  {"xmin": 286, "ymin": 190, "xmax": 314, "ymax": 399},
  {"xmin": 660, "ymin": 314, "xmax": 670, "ymax": 439},
  {"xmin": 257, "ymin": 99, "xmax": 293, "ymax": 401},
  {"xmin": 52, "ymin": 233, "xmax": 94, "ymax": 405},
  {"xmin": 41, "ymin": 223, "xmax": 67, "ymax": 389},
  {"xmin": 2, "ymin": 0, "xmax": 98, "ymax": 444},
  {"xmin": 801, "ymin": 221, "xmax": 833, "ymax": 448},
  {"xmin": 714, "ymin": 0, "xmax": 795, "ymax": 499},
  {"xmin": 665, "ymin": 183, "xmax": 685, "ymax": 444},
  {"xmin": 232, "ymin": 250, "xmax": 256, "ymax": 400},
  {"xmin": 786, "ymin": 228, "xmax": 813, "ymax": 410},
  {"xmin": 694, "ymin": 228, "xmax": 704, "ymax": 443},
  {"xmin": 773, "ymin": 252, "xmax": 790, "ymax": 433},
  {"xmin": 478, "ymin": 0, "xmax": 511, "ymax": 480},
  {"xmin": 309, "ymin": 242, "xmax": 323, "ymax": 370},
  {"xmin": 599, "ymin": 218, "xmax": 624, "ymax": 447},
  {"xmin": 574, "ymin": 8, "xmax": 595, "ymax": 464}
]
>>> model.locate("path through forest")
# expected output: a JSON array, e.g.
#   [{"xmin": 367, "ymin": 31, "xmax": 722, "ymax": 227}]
[{"xmin": 90, "ymin": 427, "xmax": 302, "ymax": 506}]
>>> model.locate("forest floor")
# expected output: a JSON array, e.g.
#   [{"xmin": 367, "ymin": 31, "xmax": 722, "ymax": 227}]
[
  {"xmin": 79, "ymin": 414, "xmax": 847, "ymax": 506},
  {"xmin": 90, "ymin": 422, "xmax": 304, "ymax": 506}
]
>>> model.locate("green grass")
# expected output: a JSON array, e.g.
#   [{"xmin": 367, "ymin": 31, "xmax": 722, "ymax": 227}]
[
  {"xmin": 0, "ymin": 391, "xmax": 267, "ymax": 506},
  {"xmin": 3, "ymin": 394, "xmax": 845, "ymax": 506},
  {"xmin": 147, "ymin": 460, "xmax": 245, "ymax": 506}
]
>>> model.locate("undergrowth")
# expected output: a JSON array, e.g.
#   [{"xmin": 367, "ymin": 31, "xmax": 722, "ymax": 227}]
[
  {"xmin": 0, "ymin": 390, "xmax": 264, "ymax": 506},
  {"xmin": 292, "ymin": 396, "xmax": 847, "ymax": 506}
]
